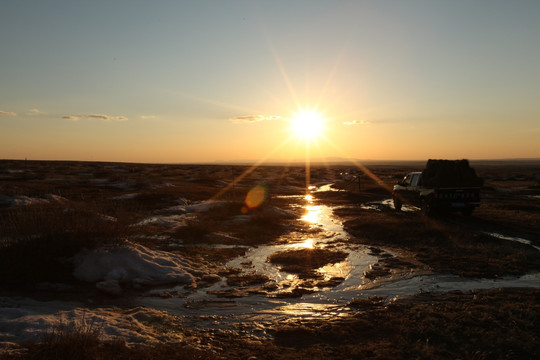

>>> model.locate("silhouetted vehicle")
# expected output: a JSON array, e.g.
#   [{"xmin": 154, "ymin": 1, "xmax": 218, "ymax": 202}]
[{"xmin": 392, "ymin": 159, "xmax": 482, "ymax": 216}]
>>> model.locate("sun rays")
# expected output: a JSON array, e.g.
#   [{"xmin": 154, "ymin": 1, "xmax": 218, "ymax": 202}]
[
  {"xmin": 290, "ymin": 108, "xmax": 325, "ymax": 141},
  {"xmin": 174, "ymin": 31, "xmax": 390, "ymax": 202}
]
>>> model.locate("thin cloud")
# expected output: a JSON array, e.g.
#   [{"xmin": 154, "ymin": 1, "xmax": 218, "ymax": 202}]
[
  {"xmin": 27, "ymin": 108, "xmax": 43, "ymax": 116},
  {"xmin": 62, "ymin": 114, "xmax": 128, "ymax": 122},
  {"xmin": 140, "ymin": 115, "xmax": 156, "ymax": 120},
  {"xmin": 62, "ymin": 115, "xmax": 81, "ymax": 121},
  {"xmin": 230, "ymin": 115, "xmax": 281, "ymax": 123},
  {"xmin": 88, "ymin": 114, "xmax": 111, "ymax": 120},
  {"xmin": 344, "ymin": 120, "xmax": 370, "ymax": 126},
  {"xmin": 0, "ymin": 110, "xmax": 17, "ymax": 116}
]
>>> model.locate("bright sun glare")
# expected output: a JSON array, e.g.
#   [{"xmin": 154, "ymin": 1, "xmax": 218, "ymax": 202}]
[{"xmin": 290, "ymin": 109, "xmax": 325, "ymax": 141}]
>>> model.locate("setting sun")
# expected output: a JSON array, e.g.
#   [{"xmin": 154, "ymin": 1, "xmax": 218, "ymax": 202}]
[{"xmin": 290, "ymin": 109, "xmax": 325, "ymax": 141}]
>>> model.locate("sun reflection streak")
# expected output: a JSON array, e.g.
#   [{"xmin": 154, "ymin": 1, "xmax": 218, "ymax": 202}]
[
  {"xmin": 289, "ymin": 239, "xmax": 315, "ymax": 249},
  {"xmin": 301, "ymin": 205, "xmax": 323, "ymax": 224}
]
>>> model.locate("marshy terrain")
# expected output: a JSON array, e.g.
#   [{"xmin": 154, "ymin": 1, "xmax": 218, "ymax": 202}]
[{"xmin": 1, "ymin": 159, "xmax": 539, "ymax": 359}]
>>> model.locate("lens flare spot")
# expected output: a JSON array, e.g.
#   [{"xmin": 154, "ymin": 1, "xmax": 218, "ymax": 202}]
[{"xmin": 244, "ymin": 183, "xmax": 269, "ymax": 211}]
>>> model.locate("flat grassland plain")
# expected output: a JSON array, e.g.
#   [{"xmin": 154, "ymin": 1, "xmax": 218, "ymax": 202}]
[{"xmin": 1, "ymin": 159, "xmax": 539, "ymax": 359}]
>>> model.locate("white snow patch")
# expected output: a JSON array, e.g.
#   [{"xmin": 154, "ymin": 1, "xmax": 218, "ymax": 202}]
[
  {"xmin": 0, "ymin": 194, "xmax": 69, "ymax": 207},
  {"xmin": 204, "ymin": 232, "xmax": 244, "ymax": 244},
  {"xmin": 0, "ymin": 195, "xmax": 47, "ymax": 207},
  {"xmin": 98, "ymin": 214, "xmax": 118, "ymax": 223},
  {"xmin": 133, "ymin": 214, "xmax": 189, "ymax": 228},
  {"xmin": 485, "ymin": 232, "xmax": 540, "ymax": 252},
  {"xmin": 229, "ymin": 206, "xmax": 296, "ymax": 224},
  {"xmin": 161, "ymin": 205, "xmax": 188, "ymax": 213},
  {"xmin": 3, "ymin": 169, "xmax": 24, "ymax": 174},
  {"xmin": 152, "ymin": 183, "xmax": 175, "ymax": 189},
  {"xmin": 133, "ymin": 235, "xmax": 171, "ymax": 241},
  {"xmin": 110, "ymin": 193, "xmax": 139, "ymax": 200},
  {"xmin": 73, "ymin": 242, "xmax": 204, "ymax": 294},
  {"xmin": 230, "ymin": 215, "xmax": 252, "ymax": 224},
  {"xmin": 0, "ymin": 297, "xmax": 185, "ymax": 348},
  {"xmin": 42, "ymin": 194, "xmax": 69, "ymax": 202},
  {"xmin": 160, "ymin": 198, "xmax": 191, "ymax": 213},
  {"xmin": 159, "ymin": 200, "xmax": 223, "ymax": 215},
  {"xmin": 185, "ymin": 200, "xmax": 223, "ymax": 213}
]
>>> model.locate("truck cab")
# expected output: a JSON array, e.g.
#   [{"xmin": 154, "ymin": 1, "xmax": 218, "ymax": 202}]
[
  {"xmin": 394, "ymin": 172, "xmax": 422, "ymax": 205},
  {"xmin": 393, "ymin": 171, "xmax": 480, "ymax": 216}
]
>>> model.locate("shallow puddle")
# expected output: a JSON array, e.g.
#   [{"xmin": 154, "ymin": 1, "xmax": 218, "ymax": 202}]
[
  {"xmin": 225, "ymin": 192, "xmax": 374, "ymax": 285},
  {"xmin": 360, "ymin": 198, "xmax": 419, "ymax": 212},
  {"xmin": 485, "ymin": 232, "xmax": 540, "ymax": 252},
  {"xmin": 129, "ymin": 185, "xmax": 540, "ymax": 330},
  {"xmin": 136, "ymin": 186, "xmax": 379, "ymax": 320}
]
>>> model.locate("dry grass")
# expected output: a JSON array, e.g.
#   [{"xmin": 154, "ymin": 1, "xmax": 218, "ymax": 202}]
[
  {"xmin": 263, "ymin": 288, "xmax": 540, "ymax": 359},
  {"xmin": 2, "ymin": 160, "xmax": 540, "ymax": 359},
  {"xmin": 0, "ymin": 201, "xmax": 131, "ymax": 286},
  {"xmin": 0, "ymin": 160, "xmax": 306, "ymax": 288},
  {"xmin": 338, "ymin": 207, "xmax": 540, "ymax": 278},
  {"xmin": 7, "ymin": 289, "xmax": 539, "ymax": 360},
  {"xmin": 17, "ymin": 325, "xmax": 213, "ymax": 360},
  {"xmin": 28, "ymin": 317, "xmax": 105, "ymax": 360}
]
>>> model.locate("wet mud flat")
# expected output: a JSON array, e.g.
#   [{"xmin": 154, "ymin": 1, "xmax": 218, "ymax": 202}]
[{"xmin": 1, "ymin": 159, "xmax": 540, "ymax": 359}]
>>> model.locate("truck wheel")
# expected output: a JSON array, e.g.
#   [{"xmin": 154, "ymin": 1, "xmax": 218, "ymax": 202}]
[
  {"xmin": 421, "ymin": 199, "xmax": 433, "ymax": 216},
  {"xmin": 393, "ymin": 196, "xmax": 402, "ymax": 211}
]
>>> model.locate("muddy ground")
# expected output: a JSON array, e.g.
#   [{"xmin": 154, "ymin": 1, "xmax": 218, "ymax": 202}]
[{"xmin": 1, "ymin": 159, "xmax": 539, "ymax": 359}]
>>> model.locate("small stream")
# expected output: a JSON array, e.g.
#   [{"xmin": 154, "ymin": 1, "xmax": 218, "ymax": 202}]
[
  {"xmin": 225, "ymin": 192, "xmax": 375, "ymax": 284},
  {"xmin": 137, "ymin": 185, "xmax": 540, "ymax": 328}
]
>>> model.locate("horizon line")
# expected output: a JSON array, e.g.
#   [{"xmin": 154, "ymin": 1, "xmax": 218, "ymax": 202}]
[{"xmin": 2, "ymin": 157, "xmax": 540, "ymax": 167}]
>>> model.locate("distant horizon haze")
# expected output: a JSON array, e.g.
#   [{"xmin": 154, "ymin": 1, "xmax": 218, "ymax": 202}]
[{"xmin": 2, "ymin": 157, "xmax": 540, "ymax": 168}]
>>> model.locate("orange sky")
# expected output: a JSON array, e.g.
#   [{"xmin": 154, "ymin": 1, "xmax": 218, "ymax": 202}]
[{"xmin": 1, "ymin": 1, "xmax": 539, "ymax": 163}]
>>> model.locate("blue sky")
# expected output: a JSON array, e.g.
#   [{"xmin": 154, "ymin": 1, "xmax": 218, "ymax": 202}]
[{"xmin": 1, "ymin": 1, "xmax": 539, "ymax": 162}]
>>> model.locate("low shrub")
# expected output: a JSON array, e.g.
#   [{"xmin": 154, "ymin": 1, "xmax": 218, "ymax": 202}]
[{"xmin": 0, "ymin": 202, "xmax": 129, "ymax": 286}]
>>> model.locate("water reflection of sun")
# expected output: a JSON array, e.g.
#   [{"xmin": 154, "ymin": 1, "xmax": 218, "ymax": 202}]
[
  {"xmin": 301, "ymin": 205, "xmax": 322, "ymax": 224},
  {"xmin": 290, "ymin": 239, "xmax": 315, "ymax": 249}
]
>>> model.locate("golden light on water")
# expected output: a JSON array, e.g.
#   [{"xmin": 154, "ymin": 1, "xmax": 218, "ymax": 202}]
[
  {"xmin": 289, "ymin": 239, "xmax": 315, "ymax": 249},
  {"xmin": 301, "ymin": 204, "xmax": 323, "ymax": 224}
]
